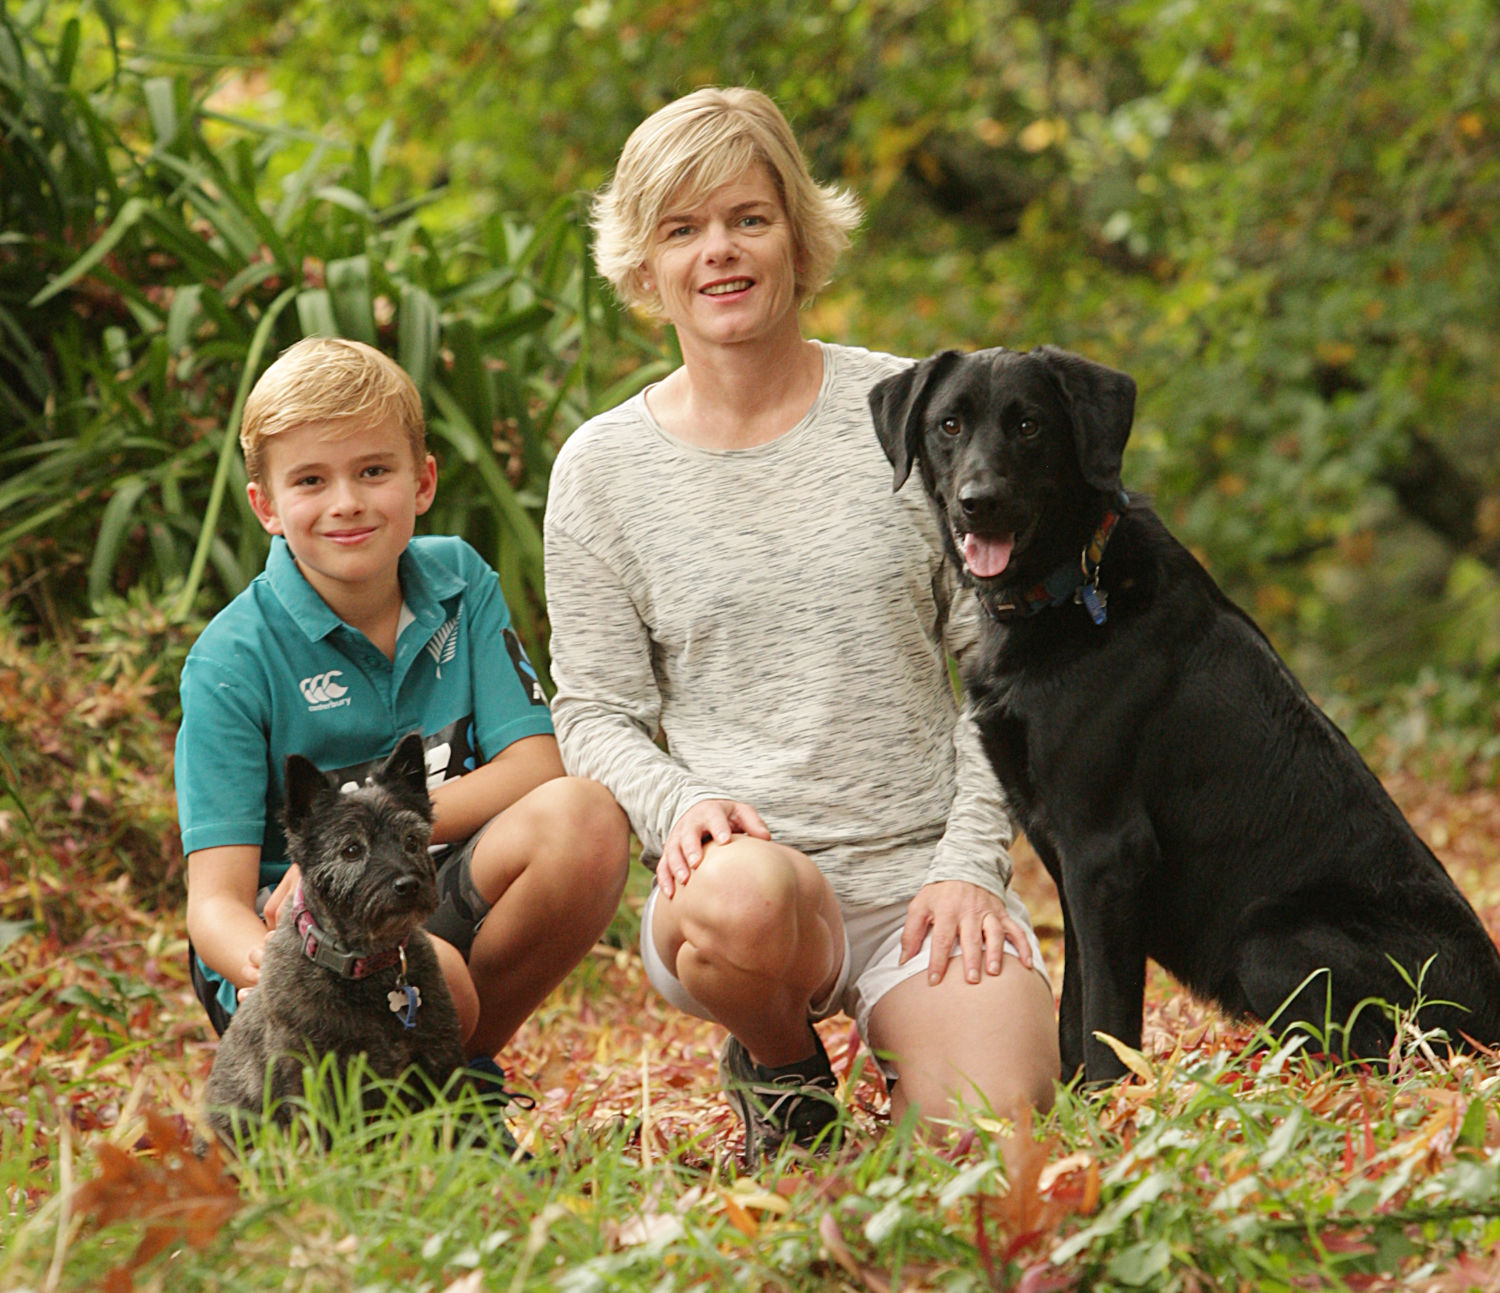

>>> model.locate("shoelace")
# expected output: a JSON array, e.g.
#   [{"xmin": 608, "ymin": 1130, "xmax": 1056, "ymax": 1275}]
[{"xmin": 750, "ymin": 1073, "xmax": 836, "ymax": 1127}]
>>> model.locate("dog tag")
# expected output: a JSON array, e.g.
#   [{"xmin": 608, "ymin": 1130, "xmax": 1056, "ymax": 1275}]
[
  {"xmin": 1078, "ymin": 582, "xmax": 1108, "ymax": 626},
  {"xmin": 388, "ymin": 983, "xmax": 422, "ymax": 1028}
]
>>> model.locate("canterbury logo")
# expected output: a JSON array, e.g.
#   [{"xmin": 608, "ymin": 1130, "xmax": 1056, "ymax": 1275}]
[{"xmin": 299, "ymin": 671, "xmax": 349, "ymax": 706}]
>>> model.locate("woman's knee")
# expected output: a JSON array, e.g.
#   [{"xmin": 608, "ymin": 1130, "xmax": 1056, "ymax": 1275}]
[
  {"xmin": 873, "ymin": 965, "xmax": 1059, "ymax": 1124},
  {"xmin": 671, "ymin": 837, "xmax": 821, "ymax": 961}
]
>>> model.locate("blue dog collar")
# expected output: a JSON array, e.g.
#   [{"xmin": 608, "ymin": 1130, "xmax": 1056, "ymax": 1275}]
[{"xmin": 983, "ymin": 490, "xmax": 1129, "ymax": 627}]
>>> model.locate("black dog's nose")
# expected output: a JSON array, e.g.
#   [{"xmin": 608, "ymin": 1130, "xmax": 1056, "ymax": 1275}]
[
  {"xmin": 958, "ymin": 485, "xmax": 993, "ymax": 516},
  {"xmin": 392, "ymin": 875, "xmax": 420, "ymax": 900}
]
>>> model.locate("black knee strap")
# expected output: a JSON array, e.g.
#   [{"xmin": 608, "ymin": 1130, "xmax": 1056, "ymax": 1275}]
[{"xmin": 426, "ymin": 845, "xmax": 492, "ymax": 959}]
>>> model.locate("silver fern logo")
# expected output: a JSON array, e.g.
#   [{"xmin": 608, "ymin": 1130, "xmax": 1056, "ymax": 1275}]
[{"xmin": 424, "ymin": 609, "xmax": 462, "ymax": 678}]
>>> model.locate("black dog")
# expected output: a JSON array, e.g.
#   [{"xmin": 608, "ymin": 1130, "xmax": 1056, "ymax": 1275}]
[
  {"xmin": 205, "ymin": 732, "xmax": 468, "ymax": 1140},
  {"xmin": 870, "ymin": 345, "xmax": 1500, "ymax": 1083}
]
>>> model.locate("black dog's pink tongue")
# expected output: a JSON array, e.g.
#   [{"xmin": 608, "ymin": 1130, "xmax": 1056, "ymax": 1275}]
[{"xmin": 964, "ymin": 532, "xmax": 1015, "ymax": 578}]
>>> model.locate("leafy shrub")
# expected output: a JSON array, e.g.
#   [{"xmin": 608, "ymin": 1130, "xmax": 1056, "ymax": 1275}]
[
  {"xmin": 0, "ymin": 596, "xmax": 194, "ymax": 930},
  {"xmin": 1, "ymin": 5, "xmax": 661, "ymax": 680}
]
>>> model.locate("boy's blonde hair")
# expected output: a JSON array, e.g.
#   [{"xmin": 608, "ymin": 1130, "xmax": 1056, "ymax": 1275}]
[
  {"xmin": 240, "ymin": 337, "xmax": 426, "ymax": 487},
  {"xmin": 591, "ymin": 86, "xmax": 862, "ymax": 318}
]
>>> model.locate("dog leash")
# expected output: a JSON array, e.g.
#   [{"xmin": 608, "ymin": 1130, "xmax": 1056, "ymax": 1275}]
[{"xmin": 985, "ymin": 490, "xmax": 1130, "ymax": 627}]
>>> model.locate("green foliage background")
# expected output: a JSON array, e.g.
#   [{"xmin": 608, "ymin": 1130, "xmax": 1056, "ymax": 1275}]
[
  {"xmin": 5, "ymin": 0, "xmax": 1500, "ymax": 754},
  {"xmin": 8, "ymin": 9, "xmax": 1500, "ymax": 1289}
]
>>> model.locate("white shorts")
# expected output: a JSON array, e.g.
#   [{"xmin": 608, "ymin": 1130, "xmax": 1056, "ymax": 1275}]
[{"xmin": 640, "ymin": 884, "xmax": 1048, "ymax": 1046}]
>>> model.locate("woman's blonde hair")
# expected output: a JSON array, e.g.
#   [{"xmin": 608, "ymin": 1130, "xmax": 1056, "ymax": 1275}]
[
  {"xmin": 240, "ymin": 337, "xmax": 426, "ymax": 487},
  {"xmin": 591, "ymin": 86, "xmax": 862, "ymax": 318}
]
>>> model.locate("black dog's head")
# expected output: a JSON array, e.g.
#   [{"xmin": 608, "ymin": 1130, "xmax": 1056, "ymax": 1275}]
[
  {"xmin": 870, "ymin": 346, "xmax": 1136, "ymax": 591},
  {"xmin": 282, "ymin": 731, "xmax": 437, "ymax": 951}
]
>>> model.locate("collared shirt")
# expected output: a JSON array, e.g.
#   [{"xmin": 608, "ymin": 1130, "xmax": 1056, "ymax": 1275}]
[
  {"xmin": 176, "ymin": 534, "xmax": 552, "ymax": 879},
  {"xmin": 177, "ymin": 535, "xmax": 553, "ymax": 1019}
]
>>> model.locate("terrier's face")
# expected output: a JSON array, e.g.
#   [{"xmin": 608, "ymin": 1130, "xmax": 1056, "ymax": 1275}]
[{"xmin": 282, "ymin": 732, "xmax": 436, "ymax": 951}]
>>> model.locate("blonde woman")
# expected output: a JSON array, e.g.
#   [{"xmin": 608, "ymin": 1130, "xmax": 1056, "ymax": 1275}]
[{"xmin": 545, "ymin": 88, "xmax": 1059, "ymax": 1163}]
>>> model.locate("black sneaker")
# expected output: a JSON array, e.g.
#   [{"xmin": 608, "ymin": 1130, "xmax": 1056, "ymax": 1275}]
[
  {"xmin": 457, "ymin": 1056, "xmax": 533, "ymax": 1159},
  {"xmin": 718, "ymin": 1029, "xmax": 841, "ymax": 1167}
]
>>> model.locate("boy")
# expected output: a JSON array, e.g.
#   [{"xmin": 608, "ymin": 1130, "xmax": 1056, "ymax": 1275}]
[{"xmin": 177, "ymin": 336, "xmax": 628, "ymax": 1075}]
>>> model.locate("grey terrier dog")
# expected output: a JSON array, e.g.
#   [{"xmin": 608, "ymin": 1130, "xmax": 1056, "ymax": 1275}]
[{"xmin": 204, "ymin": 732, "xmax": 468, "ymax": 1143}]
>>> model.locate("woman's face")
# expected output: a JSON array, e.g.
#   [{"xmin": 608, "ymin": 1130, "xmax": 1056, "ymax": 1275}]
[{"xmin": 643, "ymin": 164, "xmax": 800, "ymax": 352}]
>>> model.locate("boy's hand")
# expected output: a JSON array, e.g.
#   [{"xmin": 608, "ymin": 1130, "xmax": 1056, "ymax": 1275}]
[
  {"xmin": 658, "ymin": 799, "xmax": 770, "ymax": 897},
  {"xmin": 234, "ymin": 864, "xmax": 299, "ymax": 1002},
  {"xmin": 261, "ymin": 864, "xmax": 301, "ymax": 929},
  {"xmin": 235, "ymin": 940, "xmax": 267, "ymax": 1002}
]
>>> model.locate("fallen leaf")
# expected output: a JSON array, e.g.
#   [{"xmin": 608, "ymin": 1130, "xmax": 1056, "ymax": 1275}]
[{"xmin": 71, "ymin": 1109, "xmax": 240, "ymax": 1287}]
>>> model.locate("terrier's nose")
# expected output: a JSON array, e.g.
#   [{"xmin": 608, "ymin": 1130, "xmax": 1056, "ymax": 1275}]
[{"xmin": 392, "ymin": 875, "xmax": 420, "ymax": 900}]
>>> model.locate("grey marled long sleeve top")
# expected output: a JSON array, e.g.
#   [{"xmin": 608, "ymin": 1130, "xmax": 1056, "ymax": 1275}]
[{"xmin": 543, "ymin": 342, "xmax": 1016, "ymax": 909}]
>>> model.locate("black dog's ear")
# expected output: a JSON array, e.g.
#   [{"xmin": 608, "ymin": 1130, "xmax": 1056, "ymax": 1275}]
[
  {"xmin": 869, "ymin": 350, "xmax": 963, "ymax": 490},
  {"xmin": 1035, "ymin": 345, "xmax": 1136, "ymax": 492},
  {"xmin": 378, "ymin": 731, "xmax": 432, "ymax": 815},
  {"xmin": 283, "ymin": 753, "xmax": 332, "ymax": 833}
]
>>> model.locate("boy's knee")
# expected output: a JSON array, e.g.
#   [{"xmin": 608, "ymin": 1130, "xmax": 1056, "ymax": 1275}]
[
  {"xmin": 568, "ymin": 777, "xmax": 631, "ymax": 859},
  {"xmin": 509, "ymin": 776, "xmax": 629, "ymax": 895},
  {"xmin": 430, "ymin": 935, "xmax": 480, "ymax": 1046},
  {"xmin": 556, "ymin": 777, "xmax": 629, "ymax": 878}
]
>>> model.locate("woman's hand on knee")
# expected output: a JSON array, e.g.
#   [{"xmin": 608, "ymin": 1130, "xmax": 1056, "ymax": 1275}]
[
  {"xmin": 658, "ymin": 799, "xmax": 771, "ymax": 896},
  {"xmin": 900, "ymin": 880, "xmax": 1034, "ymax": 985}
]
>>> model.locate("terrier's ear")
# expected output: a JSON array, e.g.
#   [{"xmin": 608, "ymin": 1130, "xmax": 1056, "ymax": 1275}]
[
  {"xmin": 868, "ymin": 350, "xmax": 964, "ymax": 491},
  {"xmin": 283, "ymin": 754, "xmax": 331, "ymax": 833},
  {"xmin": 378, "ymin": 731, "xmax": 432, "ymax": 816},
  {"xmin": 1033, "ymin": 345, "xmax": 1136, "ymax": 493}
]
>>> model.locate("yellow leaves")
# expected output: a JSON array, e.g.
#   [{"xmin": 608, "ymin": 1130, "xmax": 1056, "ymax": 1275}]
[
  {"xmin": 607, "ymin": 1178, "xmax": 794, "ymax": 1251},
  {"xmin": 1094, "ymin": 1032, "xmax": 1157, "ymax": 1086},
  {"xmin": 972, "ymin": 117, "xmax": 1007, "ymax": 147},
  {"xmin": 717, "ymin": 1180, "xmax": 790, "ymax": 1239},
  {"xmin": 866, "ymin": 121, "xmax": 933, "ymax": 197},
  {"xmin": 1018, "ymin": 119, "xmax": 1066, "ymax": 153},
  {"xmin": 1315, "ymin": 339, "xmax": 1357, "ymax": 369}
]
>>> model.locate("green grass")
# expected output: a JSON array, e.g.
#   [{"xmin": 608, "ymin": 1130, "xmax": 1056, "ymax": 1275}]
[
  {"xmin": 7, "ymin": 970, "xmax": 1500, "ymax": 1292},
  {"xmin": 5, "ymin": 608, "xmax": 1500, "ymax": 1291}
]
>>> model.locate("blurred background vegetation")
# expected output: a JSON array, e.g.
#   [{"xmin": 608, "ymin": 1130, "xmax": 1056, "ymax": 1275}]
[{"xmin": 3, "ymin": 0, "xmax": 1499, "ymax": 911}]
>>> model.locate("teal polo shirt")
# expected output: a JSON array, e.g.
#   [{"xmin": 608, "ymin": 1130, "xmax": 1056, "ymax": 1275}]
[{"xmin": 175, "ymin": 534, "xmax": 553, "ymax": 1018}]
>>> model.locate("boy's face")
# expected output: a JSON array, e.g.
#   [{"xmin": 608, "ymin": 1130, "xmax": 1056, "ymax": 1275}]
[{"xmin": 246, "ymin": 413, "xmax": 437, "ymax": 610}]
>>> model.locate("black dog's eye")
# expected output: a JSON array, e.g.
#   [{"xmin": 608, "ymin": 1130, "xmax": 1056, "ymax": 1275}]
[
  {"xmin": 340, "ymin": 840, "xmax": 363, "ymax": 862},
  {"xmin": 940, "ymin": 415, "xmax": 961, "ymax": 436},
  {"xmin": 1018, "ymin": 417, "xmax": 1040, "ymax": 439},
  {"xmin": 404, "ymin": 831, "xmax": 426, "ymax": 855}
]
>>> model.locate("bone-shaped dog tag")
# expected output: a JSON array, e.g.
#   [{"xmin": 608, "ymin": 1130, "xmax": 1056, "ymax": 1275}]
[{"xmin": 388, "ymin": 983, "xmax": 422, "ymax": 1028}]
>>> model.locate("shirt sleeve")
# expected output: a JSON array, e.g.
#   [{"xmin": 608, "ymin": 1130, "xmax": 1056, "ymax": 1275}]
[
  {"xmin": 544, "ymin": 517, "xmax": 731, "ymax": 860},
  {"xmin": 458, "ymin": 544, "xmax": 555, "ymax": 758},
  {"xmin": 174, "ymin": 650, "xmax": 272, "ymax": 855},
  {"xmin": 921, "ymin": 564, "xmax": 1017, "ymax": 897}
]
